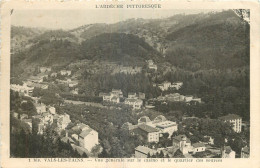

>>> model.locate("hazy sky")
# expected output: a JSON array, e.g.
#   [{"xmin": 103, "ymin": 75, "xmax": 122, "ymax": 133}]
[{"xmin": 11, "ymin": 9, "xmax": 222, "ymax": 30}]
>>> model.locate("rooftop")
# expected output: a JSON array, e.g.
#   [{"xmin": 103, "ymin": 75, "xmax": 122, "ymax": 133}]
[
  {"xmin": 79, "ymin": 129, "xmax": 93, "ymax": 138},
  {"xmin": 138, "ymin": 116, "xmax": 151, "ymax": 123},
  {"xmin": 153, "ymin": 115, "xmax": 167, "ymax": 123},
  {"xmin": 138, "ymin": 124, "xmax": 158, "ymax": 133},
  {"xmin": 172, "ymin": 135, "xmax": 191, "ymax": 143},
  {"xmin": 135, "ymin": 146, "xmax": 156, "ymax": 155},
  {"xmin": 125, "ymin": 98, "xmax": 142, "ymax": 103},
  {"xmin": 219, "ymin": 114, "xmax": 242, "ymax": 121},
  {"xmin": 111, "ymin": 96, "xmax": 119, "ymax": 100},
  {"xmin": 156, "ymin": 121, "xmax": 177, "ymax": 128},
  {"xmin": 192, "ymin": 143, "xmax": 205, "ymax": 148}
]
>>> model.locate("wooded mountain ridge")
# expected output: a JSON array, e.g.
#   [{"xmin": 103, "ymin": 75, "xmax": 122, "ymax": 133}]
[{"xmin": 11, "ymin": 10, "xmax": 249, "ymax": 77}]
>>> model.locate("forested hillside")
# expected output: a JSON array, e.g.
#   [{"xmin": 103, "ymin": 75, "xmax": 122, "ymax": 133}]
[{"xmin": 11, "ymin": 10, "xmax": 250, "ymax": 121}]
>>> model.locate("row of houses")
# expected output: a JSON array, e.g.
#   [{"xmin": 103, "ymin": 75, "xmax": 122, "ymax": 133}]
[
  {"xmin": 56, "ymin": 79, "xmax": 78, "ymax": 88},
  {"xmin": 156, "ymin": 81, "xmax": 183, "ymax": 91},
  {"xmin": 113, "ymin": 66, "xmax": 142, "ymax": 75},
  {"xmin": 135, "ymin": 134, "xmax": 240, "ymax": 158},
  {"xmin": 134, "ymin": 134, "xmax": 206, "ymax": 158},
  {"xmin": 156, "ymin": 93, "xmax": 202, "ymax": 103},
  {"xmin": 101, "ymin": 89, "xmax": 145, "ymax": 109}
]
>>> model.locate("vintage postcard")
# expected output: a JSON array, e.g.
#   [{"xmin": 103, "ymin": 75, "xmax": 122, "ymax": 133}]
[{"xmin": 1, "ymin": 0, "xmax": 260, "ymax": 168}]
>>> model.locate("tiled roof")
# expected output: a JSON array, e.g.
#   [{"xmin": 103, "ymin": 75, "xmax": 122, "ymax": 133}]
[
  {"xmin": 153, "ymin": 115, "xmax": 167, "ymax": 122},
  {"xmin": 79, "ymin": 129, "xmax": 93, "ymax": 138},
  {"xmin": 156, "ymin": 121, "xmax": 177, "ymax": 128},
  {"xmin": 125, "ymin": 98, "xmax": 141, "ymax": 103},
  {"xmin": 172, "ymin": 135, "xmax": 191, "ymax": 143},
  {"xmin": 61, "ymin": 137, "xmax": 74, "ymax": 144},
  {"xmin": 139, "ymin": 116, "xmax": 151, "ymax": 123},
  {"xmin": 138, "ymin": 124, "xmax": 158, "ymax": 133},
  {"xmin": 219, "ymin": 114, "xmax": 242, "ymax": 121},
  {"xmin": 111, "ymin": 96, "xmax": 119, "ymax": 100},
  {"xmin": 192, "ymin": 143, "xmax": 205, "ymax": 148},
  {"xmin": 135, "ymin": 146, "xmax": 156, "ymax": 155}
]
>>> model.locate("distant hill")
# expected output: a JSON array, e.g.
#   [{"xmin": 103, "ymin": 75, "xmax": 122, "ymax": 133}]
[
  {"xmin": 11, "ymin": 26, "xmax": 47, "ymax": 53},
  {"xmin": 165, "ymin": 10, "xmax": 249, "ymax": 70},
  {"xmin": 81, "ymin": 33, "xmax": 161, "ymax": 65},
  {"xmin": 11, "ymin": 10, "xmax": 249, "ymax": 77}
]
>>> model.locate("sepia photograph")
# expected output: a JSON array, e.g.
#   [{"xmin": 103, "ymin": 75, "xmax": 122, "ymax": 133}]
[{"xmin": 9, "ymin": 8, "xmax": 250, "ymax": 160}]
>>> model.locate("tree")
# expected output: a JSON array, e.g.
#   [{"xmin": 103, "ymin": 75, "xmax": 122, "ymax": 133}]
[
  {"xmin": 82, "ymin": 152, "xmax": 88, "ymax": 158},
  {"xmin": 159, "ymin": 151, "xmax": 164, "ymax": 158},
  {"xmin": 173, "ymin": 149, "xmax": 184, "ymax": 158}
]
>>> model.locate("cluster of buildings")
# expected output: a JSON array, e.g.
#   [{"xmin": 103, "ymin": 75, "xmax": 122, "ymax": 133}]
[
  {"xmin": 13, "ymin": 99, "xmax": 99, "ymax": 153},
  {"xmin": 133, "ymin": 113, "xmax": 248, "ymax": 158},
  {"xmin": 134, "ymin": 134, "xmax": 241, "ymax": 158},
  {"xmin": 39, "ymin": 67, "xmax": 51, "ymax": 73},
  {"xmin": 101, "ymin": 89, "xmax": 145, "ymax": 109},
  {"xmin": 60, "ymin": 70, "xmax": 72, "ymax": 76},
  {"xmin": 134, "ymin": 134, "xmax": 206, "ymax": 158},
  {"xmin": 30, "ymin": 103, "xmax": 71, "ymax": 134},
  {"xmin": 156, "ymin": 81, "xmax": 183, "ymax": 91},
  {"xmin": 56, "ymin": 78, "xmax": 79, "ymax": 88},
  {"xmin": 156, "ymin": 93, "xmax": 201, "ymax": 104},
  {"xmin": 113, "ymin": 66, "xmax": 142, "ymax": 75},
  {"xmin": 11, "ymin": 83, "xmax": 34, "ymax": 96},
  {"xmin": 123, "ymin": 115, "xmax": 178, "ymax": 142}
]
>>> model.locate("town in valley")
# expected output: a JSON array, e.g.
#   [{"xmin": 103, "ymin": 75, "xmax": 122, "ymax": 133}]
[{"xmin": 10, "ymin": 9, "xmax": 250, "ymax": 158}]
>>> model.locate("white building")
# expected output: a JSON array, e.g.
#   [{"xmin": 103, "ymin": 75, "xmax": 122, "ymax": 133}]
[
  {"xmin": 111, "ymin": 89, "xmax": 123, "ymax": 97},
  {"xmin": 103, "ymin": 93, "xmax": 112, "ymax": 102},
  {"xmin": 40, "ymin": 67, "xmax": 51, "ymax": 73},
  {"xmin": 241, "ymin": 146, "xmax": 250, "ymax": 158},
  {"xmin": 158, "ymin": 81, "xmax": 172, "ymax": 91},
  {"xmin": 111, "ymin": 96, "xmax": 120, "ymax": 103},
  {"xmin": 27, "ymin": 75, "xmax": 44, "ymax": 83},
  {"xmin": 134, "ymin": 124, "xmax": 160, "ymax": 143},
  {"xmin": 128, "ymin": 92, "xmax": 137, "ymax": 99},
  {"xmin": 48, "ymin": 106, "xmax": 56, "ymax": 114},
  {"xmin": 222, "ymin": 146, "xmax": 236, "ymax": 158},
  {"xmin": 11, "ymin": 83, "xmax": 34, "ymax": 96},
  {"xmin": 56, "ymin": 113, "xmax": 71, "ymax": 130},
  {"xmin": 68, "ymin": 81, "xmax": 78, "ymax": 88},
  {"xmin": 50, "ymin": 72, "xmax": 57, "ymax": 77},
  {"xmin": 170, "ymin": 82, "xmax": 183, "ymax": 90},
  {"xmin": 79, "ymin": 128, "xmax": 99, "ymax": 151},
  {"xmin": 71, "ymin": 88, "xmax": 79, "ymax": 95},
  {"xmin": 155, "ymin": 120, "xmax": 178, "ymax": 137},
  {"xmin": 135, "ymin": 146, "xmax": 156, "ymax": 158},
  {"xmin": 124, "ymin": 98, "xmax": 143, "ymax": 109},
  {"xmin": 192, "ymin": 143, "xmax": 206, "ymax": 154},
  {"xmin": 172, "ymin": 135, "xmax": 192, "ymax": 154},
  {"xmin": 60, "ymin": 70, "xmax": 71, "ymax": 76},
  {"xmin": 138, "ymin": 115, "xmax": 178, "ymax": 138},
  {"xmin": 219, "ymin": 114, "xmax": 242, "ymax": 133},
  {"xmin": 184, "ymin": 95, "xmax": 193, "ymax": 102},
  {"xmin": 35, "ymin": 103, "xmax": 47, "ymax": 114}
]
